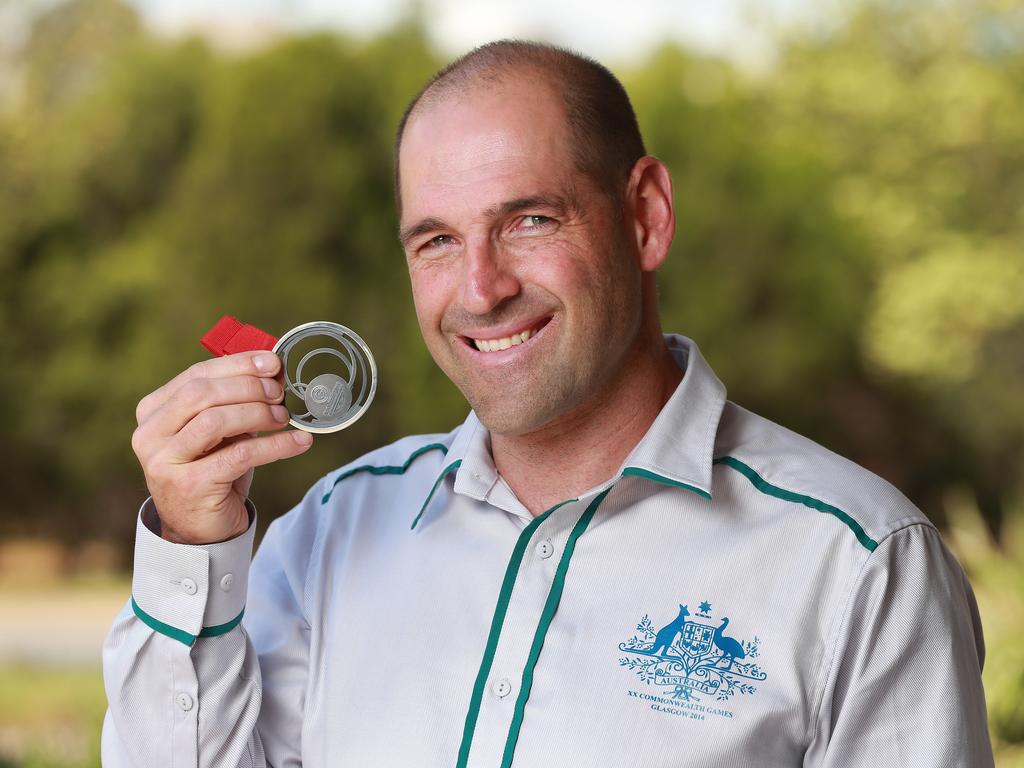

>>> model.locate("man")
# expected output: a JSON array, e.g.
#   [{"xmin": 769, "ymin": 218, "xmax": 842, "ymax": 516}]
[{"xmin": 103, "ymin": 41, "xmax": 993, "ymax": 766}]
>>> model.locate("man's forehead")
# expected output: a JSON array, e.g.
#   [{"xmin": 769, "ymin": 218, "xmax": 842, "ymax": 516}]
[{"xmin": 398, "ymin": 82, "xmax": 572, "ymax": 221}]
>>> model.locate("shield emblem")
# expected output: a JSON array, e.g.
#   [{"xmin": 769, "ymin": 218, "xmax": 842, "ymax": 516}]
[{"xmin": 680, "ymin": 620, "xmax": 714, "ymax": 656}]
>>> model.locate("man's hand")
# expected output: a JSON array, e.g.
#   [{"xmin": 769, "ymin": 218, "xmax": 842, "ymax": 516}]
[{"xmin": 131, "ymin": 351, "xmax": 314, "ymax": 545}]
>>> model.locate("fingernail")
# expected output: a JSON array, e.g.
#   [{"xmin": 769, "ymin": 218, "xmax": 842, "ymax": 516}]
[
  {"xmin": 262, "ymin": 378, "xmax": 282, "ymax": 399},
  {"xmin": 253, "ymin": 353, "xmax": 278, "ymax": 372},
  {"xmin": 271, "ymin": 405, "xmax": 289, "ymax": 423},
  {"xmin": 293, "ymin": 431, "xmax": 313, "ymax": 446}
]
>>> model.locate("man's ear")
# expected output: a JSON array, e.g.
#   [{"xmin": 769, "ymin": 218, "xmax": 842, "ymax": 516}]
[{"xmin": 625, "ymin": 156, "xmax": 676, "ymax": 273}]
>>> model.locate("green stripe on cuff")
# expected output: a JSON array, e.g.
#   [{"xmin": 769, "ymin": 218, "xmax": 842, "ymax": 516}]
[
  {"xmin": 500, "ymin": 488, "xmax": 611, "ymax": 767},
  {"xmin": 198, "ymin": 607, "xmax": 245, "ymax": 638},
  {"xmin": 455, "ymin": 497, "xmax": 578, "ymax": 768},
  {"xmin": 131, "ymin": 596, "xmax": 245, "ymax": 647},
  {"xmin": 713, "ymin": 455, "xmax": 878, "ymax": 552}
]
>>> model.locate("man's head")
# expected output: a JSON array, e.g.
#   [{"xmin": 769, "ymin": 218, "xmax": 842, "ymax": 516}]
[
  {"xmin": 396, "ymin": 41, "xmax": 676, "ymax": 437},
  {"xmin": 395, "ymin": 41, "xmax": 646, "ymax": 213}
]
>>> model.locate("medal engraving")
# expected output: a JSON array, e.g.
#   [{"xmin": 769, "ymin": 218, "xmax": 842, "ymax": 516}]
[{"xmin": 305, "ymin": 373, "xmax": 352, "ymax": 420}]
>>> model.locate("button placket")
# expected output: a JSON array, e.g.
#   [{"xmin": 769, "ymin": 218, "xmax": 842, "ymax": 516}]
[{"xmin": 468, "ymin": 498, "xmax": 588, "ymax": 763}]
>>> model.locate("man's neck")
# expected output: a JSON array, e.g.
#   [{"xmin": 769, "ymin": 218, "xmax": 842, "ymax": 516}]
[{"xmin": 490, "ymin": 337, "xmax": 683, "ymax": 515}]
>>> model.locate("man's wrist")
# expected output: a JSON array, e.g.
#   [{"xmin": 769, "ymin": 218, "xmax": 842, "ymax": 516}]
[
  {"xmin": 145, "ymin": 502, "xmax": 254, "ymax": 545},
  {"xmin": 133, "ymin": 497, "xmax": 257, "ymax": 645}
]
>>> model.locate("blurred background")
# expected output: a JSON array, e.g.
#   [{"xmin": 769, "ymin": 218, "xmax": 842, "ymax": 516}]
[{"xmin": 0, "ymin": 0, "xmax": 1021, "ymax": 764}]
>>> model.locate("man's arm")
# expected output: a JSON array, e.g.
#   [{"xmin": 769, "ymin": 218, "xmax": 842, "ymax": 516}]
[
  {"xmin": 102, "ymin": 492, "xmax": 316, "ymax": 767},
  {"xmin": 103, "ymin": 350, "xmax": 317, "ymax": 768},
  {"xmin": 806, "ymin": 523, "xmax": 993, "ymax": 766}
]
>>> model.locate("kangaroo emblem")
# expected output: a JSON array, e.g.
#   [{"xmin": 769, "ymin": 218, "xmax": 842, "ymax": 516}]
[{"xmin": 650, "ymin": 604, "xmax": 689, "ymax": 656}]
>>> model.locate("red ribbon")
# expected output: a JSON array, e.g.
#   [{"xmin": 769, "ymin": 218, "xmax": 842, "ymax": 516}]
[{"xmin": 200, "ymin": 315, "xmax": 279, "ymax": 356}]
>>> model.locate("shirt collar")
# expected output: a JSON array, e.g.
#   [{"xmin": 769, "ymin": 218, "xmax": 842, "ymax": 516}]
[
  {"xmin": 414, "ymin": 334, "xmax": 727, "ymax": 526},
  {"xmin": 619, "ymin": 334, "xmax": 727, "ymax": 500}
]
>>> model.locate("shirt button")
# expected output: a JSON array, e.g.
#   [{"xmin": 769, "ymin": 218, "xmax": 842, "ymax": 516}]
[
  {"xmin": 180, "ymin": 578, "xmax": 198, "ymax": 595},
  {"xmin": 175, "ymin": 692, "xmax": 194, "ymax": 712},
  {"xmin": 535, "ymin": 539, "xmax": 554, "ymax": 559},
  {"xmin": 220, "ymin": 573, "xmax": 234, "ymax": 592},
  {"xmin": 492, "ymin": 678, "xmax": 512, "ymax": 699}
]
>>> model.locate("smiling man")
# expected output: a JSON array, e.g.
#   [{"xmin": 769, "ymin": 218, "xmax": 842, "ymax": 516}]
[{"xmin": 103, "ymin": 41, "xmax": 993, "ymax": 767}]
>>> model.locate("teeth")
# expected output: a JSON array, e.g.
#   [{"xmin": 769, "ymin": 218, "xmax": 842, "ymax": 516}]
[{"xmin": 473, "ymin": 328, "xmax": 534, "ymax": 352}]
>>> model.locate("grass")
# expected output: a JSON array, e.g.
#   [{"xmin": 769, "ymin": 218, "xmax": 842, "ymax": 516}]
[{"xmin": 0, "ymin": 664, "xmax": 104, "ymax": 768}]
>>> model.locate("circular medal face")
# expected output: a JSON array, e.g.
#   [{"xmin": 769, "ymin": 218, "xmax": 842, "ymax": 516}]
[
  {"xmin": 304, "ymin": 373, "xmax": 352, "ymax": 420},
  {"xmin": 273, "ymin": 321, "xmax": 377, "ymax": 434}
]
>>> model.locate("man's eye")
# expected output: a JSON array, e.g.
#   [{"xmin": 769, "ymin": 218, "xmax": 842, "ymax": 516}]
[
  {"xmin": 422, "ymin": 234, "xmax": 454, "ymax": 251},
  {"xmin": 521, "ymin": 215, "xmax": 551, "ymax": 228},
  {"xmin": 514, "ymin": 215, "xmax": 555, "ymax": 235}
]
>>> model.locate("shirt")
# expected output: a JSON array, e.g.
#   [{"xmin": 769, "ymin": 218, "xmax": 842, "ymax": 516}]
[{"xmin": 102, "ymin": 334, "xmax": 994, "ymax": 767}]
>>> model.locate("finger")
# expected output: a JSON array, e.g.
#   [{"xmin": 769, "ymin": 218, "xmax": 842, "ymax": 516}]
[
  {"xmin": 138, "ymin": 373, "xmax": 285, "ymax": 445},
  {"xmin": 170, "ymin": 402, "xmax": 292, "ymax": 461},
  {"xmin": 198, "ymin": 430, "xmax": 314, "ymax": 483},
  {"xmin": 136, "ymin": 351, "xmax": 281, "ymax": 425}
]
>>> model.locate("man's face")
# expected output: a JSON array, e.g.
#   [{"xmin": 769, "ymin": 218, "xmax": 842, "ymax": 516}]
[{"xmin": 398, "ymin": 77, "xmax": 645, "ymax": 436}]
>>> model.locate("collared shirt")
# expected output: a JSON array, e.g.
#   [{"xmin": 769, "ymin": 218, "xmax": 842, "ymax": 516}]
[{"xmin": 102, "ymin": 335, "xmax": 993, "ymax": 767}]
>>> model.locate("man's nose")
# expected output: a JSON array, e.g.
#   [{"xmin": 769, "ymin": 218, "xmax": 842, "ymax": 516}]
[{"xmin": 460, "ymin": 237, "xmax": 521, "ymax": 315}]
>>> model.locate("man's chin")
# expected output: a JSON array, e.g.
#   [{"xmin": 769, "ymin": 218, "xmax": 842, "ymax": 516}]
[{"xmin": 465, "ymin": 391, "xmax": 568, "ymax": 439}]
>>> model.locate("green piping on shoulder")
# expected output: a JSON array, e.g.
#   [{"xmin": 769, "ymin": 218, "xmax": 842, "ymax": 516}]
[
  {"xmin": 713, "ymin": 455, "xmax": 878, "ymax": 552},
  {"xmin": 321, "ymin": 442, "xmax": 448, "ymax": 504}
]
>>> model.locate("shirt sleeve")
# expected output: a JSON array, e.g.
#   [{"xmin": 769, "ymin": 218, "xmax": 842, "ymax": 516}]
[
  {"xmin": 101, "ymin": 493, "xmax": 316, "ymax": 768},
  {"xmin": 806, "ymin": 522, "xmax": 994, "ymax": 767}
]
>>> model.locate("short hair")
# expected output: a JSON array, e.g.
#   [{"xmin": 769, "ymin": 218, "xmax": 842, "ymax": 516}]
[{"xmin": 394, "ymin": 40, "xmax": 647, "ymax": 212}]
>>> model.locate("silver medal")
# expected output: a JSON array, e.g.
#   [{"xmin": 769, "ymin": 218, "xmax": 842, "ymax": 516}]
[{"xmin": 272, "ymin": 321, "xmax": 377, "ymax": 434}]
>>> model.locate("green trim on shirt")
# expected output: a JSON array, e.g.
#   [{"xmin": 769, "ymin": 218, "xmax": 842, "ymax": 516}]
[
  {"xmin": 713, "ymin": 455, "xmax": 879, "ymax": 552},
  {"xmin": 411, "ymin": 459, "xmax": 462, "ymax": 530},
  {"xmin": 456, "ymin": 496, "xmax": 579, "ymax": 768},
  {"xmin": 321, "ymin": 442, "xmax": 449, "ymax": 504},
  {"xmin": 621, "ymin": 467, "xmax": 712, "ymax": 500},
  {"xmin": 199, "ymin": 608, "xmax": 247, "ymax": 638},
  {"xmin": 500, "ymin": 487, "xmax": 611, "ymax": 767},
  {"xmin": 131, "ymin": 596, "xmax": 246, "ymax": 647}
]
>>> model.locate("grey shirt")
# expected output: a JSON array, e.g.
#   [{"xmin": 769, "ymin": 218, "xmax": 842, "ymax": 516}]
[{"xmin": 102, "ymin": 335, "xmax": 993, "ymax": 766}]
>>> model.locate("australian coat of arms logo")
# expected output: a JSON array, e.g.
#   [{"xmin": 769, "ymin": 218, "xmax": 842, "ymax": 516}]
[{"xmin": 619, "ymin": 600, "xmax": 767, "ymax": 708}]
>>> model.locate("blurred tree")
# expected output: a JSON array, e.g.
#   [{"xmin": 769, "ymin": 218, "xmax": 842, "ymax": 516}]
[
  {"xmin": 766, "ymin": 0, "xmax": 1024, "ymax": 538},
  {"xmin": 1, "ymin": 0, "xmax": 1021, "ymax": 757},
  {"xmin": 0, "ymin": 0, "xmax": 1020, "ymax": 558},
  {"xmin": 0, "ymin": 2, "xmax": 460, "ymax": 547}
]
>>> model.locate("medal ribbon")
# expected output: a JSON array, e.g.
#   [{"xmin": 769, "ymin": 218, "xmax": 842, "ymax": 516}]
[{"xmin": 200, "ymin": 315, "xmax": 279, "ymax": 356}]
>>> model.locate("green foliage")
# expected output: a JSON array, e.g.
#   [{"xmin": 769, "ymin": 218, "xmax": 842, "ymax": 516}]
[
  {"xmin": 1, "ymin": 2, "xmax": 1021, "ymax": 760},
  {"xmin": 0, "ymin": 0, "xmax": 1020, "ymax": 660},
  {"xmin": 946, "ymin": 498, "xmax": 1024, "ymax": 766}
]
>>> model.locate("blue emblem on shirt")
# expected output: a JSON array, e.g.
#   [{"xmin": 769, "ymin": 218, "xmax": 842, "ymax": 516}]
[{"xmin": 618, "ymin": 600, "xmax": 766, "ymax": 710}]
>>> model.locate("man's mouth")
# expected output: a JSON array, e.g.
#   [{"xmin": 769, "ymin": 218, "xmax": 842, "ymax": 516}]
[{"xmin": 463, "ymin": 318, "xmax": 551, "ymax": 353}]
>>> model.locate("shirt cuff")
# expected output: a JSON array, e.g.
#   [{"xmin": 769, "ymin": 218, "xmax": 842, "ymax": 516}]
[{"xmin": 130, "ymin": 497, "xmax": 256, "ymax": 646}]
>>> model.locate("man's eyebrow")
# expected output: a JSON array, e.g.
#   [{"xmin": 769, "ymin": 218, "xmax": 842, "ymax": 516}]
[
  {"xmin": 484, "ymin": 194, "xmax": 572, "ymax": 219},
  {"xmin": 398, "ymin": 217, "xmax": 448, "ymax": 248},
  {"xmin": 398, "ymin": 194, "xmax": 575, "ymax": 248}
]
